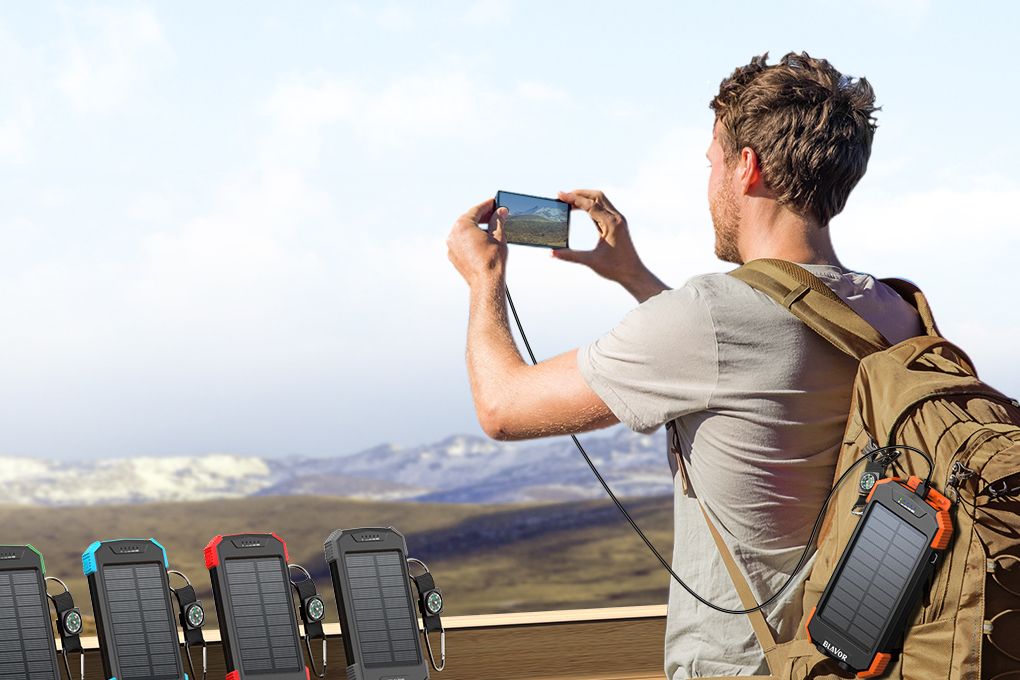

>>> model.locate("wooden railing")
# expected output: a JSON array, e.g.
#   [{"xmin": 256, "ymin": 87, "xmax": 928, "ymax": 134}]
[{"xmin": 64, "ymin": 605, "xmax": 668, "ymax": 680}]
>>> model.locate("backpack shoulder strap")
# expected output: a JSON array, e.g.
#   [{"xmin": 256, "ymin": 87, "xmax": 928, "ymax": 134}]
[
  {"xmin": 878, "ymin": 277, "xmax": 941, "ymax": 338},
  {"xmin": 728, "ymin": 258, "xmax": 890, "ymax": 361},
  {"xmin": 698, "ymin": 502, "xmax": 784, "ymax": 676}
]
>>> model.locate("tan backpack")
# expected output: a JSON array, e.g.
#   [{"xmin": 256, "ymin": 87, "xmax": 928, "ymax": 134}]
[{"xmin": 681, "ymin": 259, "xmax": 1020, "ymax": 680}]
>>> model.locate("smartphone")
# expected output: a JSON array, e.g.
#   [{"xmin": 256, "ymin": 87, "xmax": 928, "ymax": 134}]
[{"xmin": 494, "ymin": 190, "xmax": 570, "ymax": 249}]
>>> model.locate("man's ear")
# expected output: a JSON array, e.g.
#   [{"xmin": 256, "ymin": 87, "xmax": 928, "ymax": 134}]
[{"xmin": 737, "ymin": 146, "xmax": 762, "ymax": 195}]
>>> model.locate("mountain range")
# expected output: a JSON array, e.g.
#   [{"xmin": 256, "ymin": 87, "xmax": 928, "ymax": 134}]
[
  {"xmin": 0, "ymin": 427, "xmax": 672, "ymax": 506},
  {"xmin": 515, "ymin": 204, "xmax": 567, "ymax": 221}
]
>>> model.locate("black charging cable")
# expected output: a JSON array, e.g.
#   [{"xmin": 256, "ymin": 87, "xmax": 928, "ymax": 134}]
[{"xmin": 504, "ymin": 285, "xmax": 935, "ymax": 615}]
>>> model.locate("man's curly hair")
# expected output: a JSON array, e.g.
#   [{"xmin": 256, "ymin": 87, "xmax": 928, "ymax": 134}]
[{"xmin": 710, "ymin": 52, "xmax": 879, "ymax": 227}]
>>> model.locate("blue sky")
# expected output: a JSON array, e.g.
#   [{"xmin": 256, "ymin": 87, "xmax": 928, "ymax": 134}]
[{"xmin": 1, "ymin": 1, "xmax": 1017, "ymax": 460}]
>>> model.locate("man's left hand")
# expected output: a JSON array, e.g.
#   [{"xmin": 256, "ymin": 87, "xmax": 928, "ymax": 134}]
[{"xmin": 447, "ymin": 198, "xmax": 508, "ymax": 288}]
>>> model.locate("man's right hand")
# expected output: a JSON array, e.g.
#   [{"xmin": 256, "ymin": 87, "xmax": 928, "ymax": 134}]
[{"xmin": 555, "ymin": 189, "xmax": 669, "ymax": 303}]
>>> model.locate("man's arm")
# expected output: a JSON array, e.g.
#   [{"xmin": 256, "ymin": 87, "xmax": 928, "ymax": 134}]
[
  {"xmin": 447, "ymin": 199, "xmax": 617, "ymax": 440},
  {"xmin": 466, "ymin": 272, "xmax": 618, "ymax": 440}
]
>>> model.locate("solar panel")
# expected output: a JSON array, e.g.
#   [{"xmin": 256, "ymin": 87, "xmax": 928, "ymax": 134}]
[
  {"xmin": 324, "ymin": 528, "xmax": 428, "ymax": 680},
  {"xmin": 224, "ymin": 557, "xmax": 302, "ymax": 673},
  {"xmin": 807, "ymin": 477, "xmax": 952, "ymax": 674},
  {"xmin": 344, "ymin": 551, "xmax": 420, "ymax": 666},
  {"xmin": 820, "ymin": 503, "xmax": 926, "ymax": 650},
  {"xmin": 84, "ymin": 539, "xmax": 185, "ymax": 680},
  {"xmin": 103, "ymin": 563, "xmax": 181, "ymax": 679},
  {"xmin": 205, "ymin": 533, "xmax": 308, "ymax": 679},
  {"xmin": 0, "ymin": 564, "xmax": 60, "ymax": 680}
]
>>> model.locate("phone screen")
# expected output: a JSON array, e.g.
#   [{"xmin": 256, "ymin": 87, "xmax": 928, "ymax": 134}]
[{"xmin": 495, "ymin": 190, "xmax": 570, "ymax": 249}]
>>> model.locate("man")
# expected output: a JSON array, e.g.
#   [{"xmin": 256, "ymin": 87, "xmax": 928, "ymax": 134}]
[{"xmin": 446, "ymin": 52, "xmax": 923, "ymax": 678}]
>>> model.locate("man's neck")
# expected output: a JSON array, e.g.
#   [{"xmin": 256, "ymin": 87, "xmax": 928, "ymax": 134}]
[{"xmin": 737, "ymin": 203, "xmax": 844, "ymax": 268}]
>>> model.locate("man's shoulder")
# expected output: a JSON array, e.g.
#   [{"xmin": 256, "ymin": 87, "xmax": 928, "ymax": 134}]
[
  {"xmin": 652, "ymin": 271, "xmax": 785, "ymax": 313},
  {"xmin": 628, "ymin": 272, "xmax": 794, "ymax": 339},
  {"xmin": 664, "ymin": 264, "xmax": 924, "ymax": 345},
  {"xmin": 642, "ymin": 271, "xmax": 751, "ymax": 304},
  {"xmin": 684, "ymin": 271, "xmax": 757, "ymax": 295},
  {"xmin": 669, "ymin": 265, "xmax": 911, "ymax": 309}
]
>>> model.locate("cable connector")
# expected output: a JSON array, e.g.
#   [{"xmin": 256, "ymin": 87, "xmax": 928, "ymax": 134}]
[
  {"xmin": 871, "ymin": 448, "xmax": 902, "ymax": 468},
  {"xmin": 914, "ymin": 478, "xmax": 932, "ymax": 501}
]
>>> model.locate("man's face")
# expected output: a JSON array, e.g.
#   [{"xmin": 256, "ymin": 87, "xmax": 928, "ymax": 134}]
[{"xmin": 706, "ymin": 121, "xmax": 742, "ymax": 264}]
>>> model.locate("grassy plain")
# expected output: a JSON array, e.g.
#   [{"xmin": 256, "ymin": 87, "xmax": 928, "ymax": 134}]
[
  {"xmin": 505, "ymin": 216, "xmax": 568, "ymax": 248},
  {"xmin": 1, "ymin": 494, "xmax": 674, "ymax": 635}
]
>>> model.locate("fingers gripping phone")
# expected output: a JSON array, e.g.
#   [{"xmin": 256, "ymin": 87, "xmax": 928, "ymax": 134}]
[{"xmin": 494, "ymin": 190, "xmax": 570, "ymax": 249}]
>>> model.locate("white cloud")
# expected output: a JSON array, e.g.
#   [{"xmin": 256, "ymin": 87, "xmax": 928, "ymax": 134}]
[
  {"xmin": 0, "ymin": 19, "xmax": 44, "ymax": 164},
  {"xmin": 0, "ymin": 100, "xmax": 35, "ymax": 164},
  {"xmin": 261, "ymin": 72, "xmax": 480, "ymax": 156},
  {"xmin": 129, "ymin": 169, "xmax": 333, "ymax": 331},
  {"xmin": 376, "ymin": 3, "xmax": 414, "ymax": 31},
  {"xmin": 463, "ymin": 0, "xmax": 511, "ymax": 26},
  {"xmin": 57, "ymin": 5, "xmax": 171, "ymax": 114},
  {"xmin": 515, "ymin": 81, "xmax": 570, "ymax": 104},
  {"xmin": 839, "ymin": 183, "xmax": 1020, "ymax": 265},
  {"xmin": 260, "ymin": 70, "xmax": 571, "ymax": 164},
  {"xmin": 123, "ymin": 68, "xmax": 567, "ymax": 347},
  {"xmin": 861, "ymin": 0, "xmax": 931, "ymax": 21}
]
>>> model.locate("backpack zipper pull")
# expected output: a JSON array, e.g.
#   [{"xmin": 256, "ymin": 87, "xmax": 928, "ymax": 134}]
[{"xmin": 946, "ymin": 461, "xmax": 976, "ymax": 502}]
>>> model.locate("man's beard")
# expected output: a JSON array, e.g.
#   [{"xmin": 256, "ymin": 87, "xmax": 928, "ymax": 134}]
[{"xmin": 709, "ymin": 181, "xmax": 741, "ymax": 264}]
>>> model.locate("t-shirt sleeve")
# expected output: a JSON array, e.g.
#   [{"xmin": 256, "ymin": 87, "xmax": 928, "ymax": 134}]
[{"xmin": 577, "ymin": 281, "xmax": 719, "ymax": 434}]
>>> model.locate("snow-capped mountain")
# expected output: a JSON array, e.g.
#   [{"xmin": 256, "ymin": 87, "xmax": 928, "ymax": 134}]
[
  {"xmin": 0, "ymin": 454, "xmax": 281, "ymax": 505},
  {"xmin": 0, "ymin": 427, "xmax": 671, "ymax": 506},
  {"xmin": 514, "ymin": 205, "xmax": 566, "ymax": 221}
]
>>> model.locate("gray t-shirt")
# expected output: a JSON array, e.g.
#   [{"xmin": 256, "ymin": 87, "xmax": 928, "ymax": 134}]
[{"xmin": 577, "ymin": 263, "xmax": 923, "ymax": 679}]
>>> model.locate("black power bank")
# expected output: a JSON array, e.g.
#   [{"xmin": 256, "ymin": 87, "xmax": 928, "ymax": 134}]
[
  {"xmin": 323, "ymin": 527, "xmax": 428, "ymax": 680},
  {"xmin": 0, "ymin": 544, "xmax": 61, "ymax": 680},
  {"xmin": 83, "ymin": 538, "xmax": 186, "ymax": 680},
  {"xmin": 807, "ymin": 476, "xmax": 953, "ymax": 677},
  {"xmin": 204, "ymin": 533, "xmax": 308, "ymax": 680}
]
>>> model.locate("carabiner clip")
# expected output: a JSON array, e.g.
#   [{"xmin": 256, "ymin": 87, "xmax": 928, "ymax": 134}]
[
  {"xmin": 167, "ymin": 569, "xmax": 208, "ymax": 680},
  {"xmin": 289, "ymin": 563, "xmax": 327, "ymax": 679},
  {"xmin": 45, "ymin": 576, "xmax": 85, "ymax": 680},
  {"xmin": 60, "ymin": 647, "xmax": 85, "ymax": 680},
  {"xmin": 407, "ymin": 558, "xmax": 446, "ymax": 672},
  {"xmin": 304, "ymin": 636, "xmax": 327, "ymax": 679},
  {"xmin": 182, "ymin": 640, "xmax": 208, "ymax": 680},
  {"xmin": 423, "ymin": 624, "xmax": 446, "ymax": 672}
]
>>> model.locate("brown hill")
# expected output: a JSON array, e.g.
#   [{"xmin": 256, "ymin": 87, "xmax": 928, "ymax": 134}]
[{"xmin": 0, "ymin": 494, "xmax": 674, "ymax": 635}]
